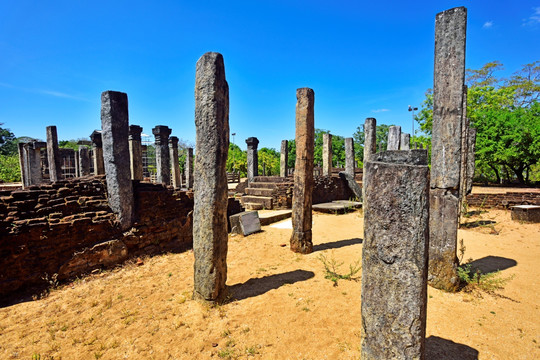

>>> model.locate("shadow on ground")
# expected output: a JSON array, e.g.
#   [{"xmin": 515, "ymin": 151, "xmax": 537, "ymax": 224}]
[
  {"xmin": 426, "ymin": 336, "xmax": 479, "ymax": 360},
  {"xmin": 312, "ymin": 238, "xmax": 363, "ymax": 252},
  {"xmin": 228, "ymin": 269, "xmax": 314, "ymax": 301},
  {"xmin": 467, "ymin": 255, "xmax": 517, "ymax": 274},
  {"xmin": 461, "ymin": 220, "xmax": 496, "ymax": 229}
]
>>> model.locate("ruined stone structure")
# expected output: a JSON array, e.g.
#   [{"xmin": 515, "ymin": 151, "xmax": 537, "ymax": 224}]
[
  {"xmin": 18, "ymin": 141, "xmax": 45, "ymax": 188},
  {"xmin": 290, "ymin": 88, "xmax": 315, "ymax": 254},
  {"xmin": 153, "ymin": 125, "xmax": 172, "ymax": 185},
  {"xmin": 429, "ymin": 6, "xmax": 467, "ymax": 292},
  {"xmin": 387, "ymin": 125, "xmax": 401, "ymax": 150},
  {"xmin": 322, "ymin": 133, "xmax": 332, "ymax": 176},
  {"xmin": 169, "ymin": 136, "xmax": 182, "ymax": 188},
  {"xmin": 363, "ymin": 118, "xmax": 377, "ymax": 202},
  {"xmin": 280, "ymin": 140, "xmax": 288, "ymax": 177},
  {"xmin": 90, "ymin": 130, "xmax": 105, "ymax": 175},
  {"xmin": 129, "ymin": 125, "xmax": 143, "ymax": 181},
  {"xmin": 361, "ymin": 150, "xmax": 429, "ymax": 360},
  {"xmin": 101, "ymin": 90, "xmax": 134, "ymax": 231},
  {"xmin": 78, "ymin": 146, "xmax": 91, "ymax": 176},
  {"xmin": 399, "ymin": 133, "xmax": 410, "ymax": 150},
  {"xmin": 46, "ymin": 126, "xmax": 62, "ymax": 182},
  {"xmin": 344, "ymin": 137, "xmax": 354, "ymax": 177},
  {"xmin": 193, "ymin": 52, "xmax": 229, "ymax": 302},
  {"xmin": 246, "ymin": 137, "xmax": 259, "ymax": 183}
]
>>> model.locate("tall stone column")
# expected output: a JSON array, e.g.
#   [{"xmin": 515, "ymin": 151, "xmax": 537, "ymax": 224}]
[
  {"xmin": 193, "ymin": 52, "xmax": 229, "ymax": 302},
  {"xmin": 46, "ymin": 126, "xmax": 62, "ymax": 182},
  {"xmin": 280, "ymin": 140, "xmax": 288, "ymax": 177},
  {"xmin": 466, "ymin": 127, "xmax": 476, "ymax": 194},
  {"xmin": 18, "ymin": 143, "xmax": 30, "ymax": 188},
  {"xmin": 169, "ymin": 136, "xmax": 182, "ymax": 188},
  {"xmin": 185, "ymin": 147, "xmax": 194, "ymax": 189},
  {"xmin": 29, "ymin": 142, "xmax": 44, "ymax": 185},
  {"xmin": 74, "ymin": 150, "xmax": 80, "ymax": 177},
  {"xmin": 245, "ymin": 137, "xmax": 259, "ymax": 182},
  {"xmin": 322, "ymin": 133, "xmax": 332, "ymax": 176},
  {"xmin": 152, "ymin": 125, "xmax": 172, "ymax": 185},
  {"xmin": 79, "ymin": 146, "xmax": 91, "ymax": 176},
  {"xmin": 290, "ymin": 88, "xmax": 315, "ymax": 254},
  {"xmin": 363, "ymin": 118, "xmax": 377, "ymax": 203},
  {"xmin": 429, "ymin": 6, "xmax": 467, "ymax": 291},
  {"xmin": 101, "ymin": 90, "xmax": 134, "ymax": 231},
  {"xmin": 399, "ymin": 133, "xmax": 411, "ymax": 150},
  {"xmin": 129, "ymin": 125, "xmax": 143, "ymax": 181},
  {"xmin": 345, "ymin": 137, "xmax": 354, "ymax": 177},
  {"xmin": 387, "ymin": 125, "xmax": 401, "ymax": 150},
  {"xmin": 90, "ymin": 130, "xmax": 105, "ymax": 175},
  {"xmin": 361, "ymin": 152, "xmax": 429, "ymax": 360}
]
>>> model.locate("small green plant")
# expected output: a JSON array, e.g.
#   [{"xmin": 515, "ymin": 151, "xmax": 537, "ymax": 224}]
[
  {"xmin": 318, "ymin": 253, "xmax": 361, "ymax": 286},
  {"xmin": 457, "ymin": 264, "xmax": 514, "ymax": 292},
  {"xmin": 32, "ymin": 354, "xmax": 41, "ymax": 360},
  {"xmin": 245, "ymin": 345, "xmax": 259, "ymax": 356},
  {"xmin": 217, "ymin": 348, "xmax": 235, "ymax": 359}
]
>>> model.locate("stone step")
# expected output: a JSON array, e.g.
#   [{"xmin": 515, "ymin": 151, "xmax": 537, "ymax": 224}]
[
  {"xmin": 242, "ymin": 195, "xmax": 273, "ymax": 209},
  {"xmin": 252, "ymin": 176, "xmax": 291, "ymax": 183},
  {"xmin": 258, "ymin": 209, "xmax": 292, "ymax": 226},
  {"xmin": 244, "ymin": 202, "xmax": 264, "ymax": 210},
  {"xmin": 245, "ymin": 187, "xmax": 274, "ymax": 196},
  {"xmin": 248, "ymin": 182, "xmax": 278, "ymax": 189}
]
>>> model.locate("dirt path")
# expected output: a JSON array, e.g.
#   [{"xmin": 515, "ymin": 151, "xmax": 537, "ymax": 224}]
[{"xmin": 0, "ymin": 208, "xmax": 539, "ymax": 359}]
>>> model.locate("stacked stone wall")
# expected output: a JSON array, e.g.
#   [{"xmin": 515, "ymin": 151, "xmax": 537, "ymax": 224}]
[{"xmin": 466, "ymin": 192, "xmax": 540, "ymax": 209}]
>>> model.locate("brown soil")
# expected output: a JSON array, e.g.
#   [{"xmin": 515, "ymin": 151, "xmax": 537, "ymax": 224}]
[{"xmin": 1, "ymin": 208, "xmax": 539, "ymax": 359}]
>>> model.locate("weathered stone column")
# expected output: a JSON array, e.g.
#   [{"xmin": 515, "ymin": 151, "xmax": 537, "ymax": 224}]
[
  {"xmin": 459, "ymin": 85, "xmax": 470, "ymax": 219},
  {"xmin": 429, "ymin": 6, "xmax": 467, "ymax": 291},
  {"xmin": 169, "ymin": 136, "xmax": 181, "ymax": 188},
  {"xmin": 387, "ymin": 125, "xmax": 401, "ymax": 150},
  {"xmin": 30, "ymin": 142, "xmax": 44, "ymax": 185},
  {"xmin": 185, "ymin": 147, "xmax": 194, "ymax": 189},
  {"xmin": 17, "ymin": 143, "xmax": 30, "ymax": 188},
  {"xmin": 90, "ymin": 130, "xmax": 105, "ymax": 175},
  {"xmin": 246, "ymin": 137, "xmax": 259, "ymax": 182},
  {"xmin": 399, "ymin": 133, "xmax": 411, "ymax": 150},
  {"xmin": 322, "ymin": 133, "xmax": 332, "ymax": 176},
  {"xmin": 361, "ymin": 151, "xmax": 429, "ymax": 360},
  {"xmin": 193, "ymin": 52, "xmax": 229, "ymax": 302},
  {"xmin": 101, "ymin": 90, "xmax": 134, "ymax": 231},
  {"xmin": 46, "ymin": 126, "xmax": 62, "ymax": 182},
  {"xmin": 466, "ymin": 127, "xmax": 476, "ymax": 194},
  {"xmin": 129, "ymin": 125, "xmax": 143, "ymax": 181},
  {"xmin": 363, "ymin": 118, "xmax": 377, "ymax": 203},
  {"xmin": 74, "ymin": 150, "xmax": 80, "ymax": 177},
  {"xmin": 79, "ymin": 146, "xmax": 91, "ymax": 176},
  {"xmin": 345, "ymin": 137, "xmax": 354, "ymax": 177},
  {"xmin": 280, "ymin": 140, "xmax": 288, "ymax": 177},
  {"xmin": 152, "ymin": 125, "xmax": 172, "ymax": 185},
  {"xmin": 18, "ymin": 141, "xmax": 44, "ymax": 188},
  {"xmin": 290, "ymin": 88, "xmax": 315, "ymax": 254}
]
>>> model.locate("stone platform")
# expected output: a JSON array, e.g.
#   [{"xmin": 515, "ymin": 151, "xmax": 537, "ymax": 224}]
[
  {"xmin": 312, "ymin": 200, "xmax": 362, "ymax": 214},
  {"xmin": 511, "ymin": 205, "xmax": 540, "ymax": 223}
]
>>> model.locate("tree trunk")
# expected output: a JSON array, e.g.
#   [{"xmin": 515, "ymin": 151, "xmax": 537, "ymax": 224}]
[{"xmin": 489, "ymin": 164, "xmax": 500, "ymax": 184}]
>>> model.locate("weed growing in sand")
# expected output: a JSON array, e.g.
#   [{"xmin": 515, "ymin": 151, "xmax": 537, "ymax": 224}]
[
  {"xmin": 245, "ymin": 345, "xmax": 260, "ymax": 356},
  {"xmin": 318, "ymin": 253, "xmax": 361, "ymax": 286},
  {"xmin": 218, "ymin": 348, "xmax": 236, "ymax": 359},
  {"xmin": 457, "ymin": 264, "xmax": 514, "ymax": 292}
]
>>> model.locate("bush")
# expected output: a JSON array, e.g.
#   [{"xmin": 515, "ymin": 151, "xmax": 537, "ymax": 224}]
[{"xmin": 0, "ymin": 154, "xmax": 21, "ymax": 183}]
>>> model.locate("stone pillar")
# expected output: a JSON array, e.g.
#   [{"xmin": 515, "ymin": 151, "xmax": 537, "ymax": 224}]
[
  {"xmin": 363, "ymin": 118, "xmax": 377, "ymax": 202},
  {"xmin": 193, "ymin": 52, "xmax": 229, "ymax": 302},
  {"xmin": 152, "ymin": 125, "xmax": 172, "ymax": 185},
  {"xmin": 74, "ymin": 150, "xmax": 80, "ymax": 177},
  {"xmin": 46, "ymin": 126, "xmax": 62, "ymax": 182},
  {"xmin": 78, "ymin": 146, "xmax": 91, "ymax": 176},
  {"xmin": 459, "ymin": 85, "xmax": 470, "ymax": 219},
  {"xmin": 29, "ymin": 142, "xmax": 44, "ymax": 185},
  {"xmin": 245, "ymin": 137, "xmax": 259, "ymax": 182},
  {"xmin": 280, "ymin": 140, "xmax": 288, "ymax": 177},
  {"xmin": 345, "ymin": 137, "xmax": 354, "ymax": 177},
  {"xmin": 386, "ymin": 125, "xmax": 401, "ymax": 150},
  {"xmin": 129, "ymin": 125, "xmax": 143, "ymax": 181},
  {"xmin": 322, "ymin": 133, "xmax": 332, "ymax": 176},
  {"xmin": 399, "ymin": 133, "xmax": 411, "ymax": 150},
  {"xmin": 101, "ymin": 90, "xmax": 134, "ymax": 231},
  {"xmin": 18, "ymin": 143, "xmax": 30, "ymax": 188},
  {"xmin": 429, "ymin": 6, "xmax": 467, "ymax": 292},
  {"xmin": 466, "ymin": 127, "xmax": 476, "ymax": 194},
  {"xmin": 185, "ymin": 147, "xmax": 194, "ymax": 189},
  {"xmin": 90, "ymin": 130, "xmax": 105, "ymax": 175},
  {"xmin": 361, "ymin": 152, "xmax": 429, "ymax": 360},
  {"xmin": 169, "ymin": 136, "xmax": 181, "ymax": 188},
  {"xmin": 290, "ymin": 88, "xmax": 315, "ymax": 254}
]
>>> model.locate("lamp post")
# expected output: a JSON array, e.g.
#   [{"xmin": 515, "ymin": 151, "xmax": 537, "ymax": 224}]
[
  {"xmin": 231, "ymin": 132, "xmax": 236, "ymax": 145},
  {"xmin": 408, "ymin": 105, "xmax": 418, "ymax": 140}
]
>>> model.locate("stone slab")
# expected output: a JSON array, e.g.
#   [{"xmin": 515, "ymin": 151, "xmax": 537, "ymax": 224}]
[
  {"xmin": 511, "ymin": 205, "xmax": 540, "ymax": 223},
  {"xmin": 312, "ymin": 200, "xmax": 362, "ymax": 214},
  {"xmin": 258, "ymin": 209, "xmax": 292, "ymax": 226},
  {"xmin": 229, "ymin": 211, "xmax": 261, "ymax": 236}
]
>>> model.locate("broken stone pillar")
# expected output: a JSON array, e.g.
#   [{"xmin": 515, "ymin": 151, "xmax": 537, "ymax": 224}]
[
  {"xmin": 290, "ymin": 88, "xmax": 315, "ymax": 254},
  {"xmin": 169, "ymin": 136, "xmax": 182, "ymax": 188},
  {"xmin": 246, "ymin": 137, "xmax": 259, "ymax": 182},
  {"xmin": 361, "ymin": 152, "xmax": 429, "ymax": 360},
  {"xmin": 152, "ymin": 125, "xmax": 172, "ymax": 185},
  {"xmin": 387, "ymin": 125, "xmax": 401, "ymax": 150},
  {"xmin": 18, "ymin": 141, "xmax": 44, "ymax": 188},
  {"xmin": 185, "ymin": 147, "xmax": 194, "ymax": 189},
  {"xmin": 129, "ymin": 125, "xmax": 143, "ymax": 181},
  {"xmin": 46, "ymin": 126, "xmax": 62, "ymax": 182},
  {"xmin": 78, "ymin": 146, "xmax": 91, "ymax": 176},
  {"xmin": 193, "ymin": 52, "xmax": 229, "ymax": 302},
  {"xmin": 280, "ymin": 140, "xmax": 288, "ymax": 177},
  {"xmin": 363, "ymin": 118, "xmax": 377, "ymax": 203},
  {"xmin": 399, "ymin": 133, "xmax": 411, "ymax": 150},
  {"xmin": 345, "ymin": 137, "xmax": 355, "ymax": 177},
  {"xmin": 322, "ymin": 133, "xmax": 332, "ymax": 176},
  {"xmin": 90, "ymin": 130, "xmax": 105, "ymax": 175},
  {"xmin": 100, "ymin": 90, "xmax": 134, "ymax": 231},
  {"xmin": 429, "ymin": 6, "xmax": 467, "ymax": 292}
]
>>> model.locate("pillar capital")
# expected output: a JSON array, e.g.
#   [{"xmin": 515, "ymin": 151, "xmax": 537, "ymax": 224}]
[
  {"xmin": 129, "ymin": 125, "xmax": 143, "ymax": 141},
  {"xmin": 90, "ymin": 130, "xmax": 103, "ymax": 147},
  {"xmin": 152, "ymin": 125, "xmax": 172, "ymax": 145},
  {"xmin": 245, "ymin": 137, "xmax": 259, "ymax": 149},
  {"xmin": 169, "ymin": 136, "xmax": 179, "ymax": 147}
]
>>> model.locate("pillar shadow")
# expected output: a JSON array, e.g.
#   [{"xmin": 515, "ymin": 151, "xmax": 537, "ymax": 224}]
[
  {"xmin": 228, "ymin": 270, "xmax": 314, "ymax": 301},
  {"xmin": 460, "ymin": 220, "xmax": 496, "ymax": 229},
  {"xmin": 466, "ymin": 256, "xmax": 517, "ymax": 274},
  {"xmin": 426, "ymin": 336, "xmax": 479, "ymax": 360},
  {"xmin": 312, "ymin": 238, "xmax": 363, "ymax": 252}
]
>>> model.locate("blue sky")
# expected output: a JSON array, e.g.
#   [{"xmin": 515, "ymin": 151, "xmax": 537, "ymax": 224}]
[{"xmin": 1, "ymin": 1, "xmax": 539, "ymax": 151}]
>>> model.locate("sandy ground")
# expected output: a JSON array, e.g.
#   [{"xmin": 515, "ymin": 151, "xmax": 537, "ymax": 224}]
[{"xmin": 0, "ymin": 208, "xmax": 539, "ymax": 359}]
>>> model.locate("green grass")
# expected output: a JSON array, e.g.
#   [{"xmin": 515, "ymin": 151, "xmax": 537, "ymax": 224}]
[{"xmin": 318, "ymin": 253, "xmax": 361, "ymax": 286}]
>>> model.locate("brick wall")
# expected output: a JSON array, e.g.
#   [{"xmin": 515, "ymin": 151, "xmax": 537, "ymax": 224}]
[{"xmin": 466, "ymin": 192, "xmax": 540, "ymax": 209}]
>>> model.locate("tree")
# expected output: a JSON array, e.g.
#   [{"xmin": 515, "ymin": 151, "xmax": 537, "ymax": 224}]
[
  {"xmin": 258, "ymin": 147, "xmax": 280, "ymax": 175},
  {"xmin": 226, "ymin": 143, "xmax": 247, "ymax": 177},
  {"xmin": 353, "ymin": 123, "xmax": 394, "ymax": 165},
  {"xmin": 0, "ymin": 124, "xmax": 17, "ymax": 156}
]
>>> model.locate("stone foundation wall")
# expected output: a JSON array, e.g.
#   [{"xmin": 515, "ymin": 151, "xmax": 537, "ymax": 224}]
[
  {"xmin": 0, "ymin": 176, "xmax": 193, "ymax": 297},
  {"xmin": 466, "ymin": 192, "xmax": 540, "ymax": 209}
]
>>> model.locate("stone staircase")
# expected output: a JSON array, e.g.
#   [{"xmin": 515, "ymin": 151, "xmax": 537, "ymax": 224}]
[{"xmin": 241, "ymin": 176, "xmax": 292, "ymax": 210}]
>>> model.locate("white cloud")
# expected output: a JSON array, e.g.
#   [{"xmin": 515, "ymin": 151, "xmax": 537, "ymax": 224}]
[
  {"xmin": 371, "ymin": 109, "xmax": 390, "ymax": 113},
  {"xmin": 523, "ymin": 7, "xmax": 540, "ymax": 26},
  {"xmin": 0, "ymin": 82, "xmax": 89, "ymax": 102},
  {"xmin": 483, "ymin": 21, "xmax": 493, "ymax": 29}
]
